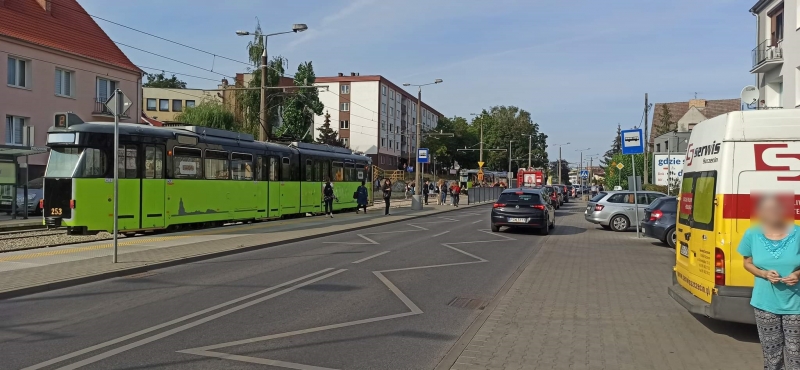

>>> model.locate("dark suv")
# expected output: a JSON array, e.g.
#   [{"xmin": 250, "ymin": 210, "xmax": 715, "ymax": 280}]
[
  {"xmin": 641, "ymin": 196, "xmax": 678, "ymax": 248},
  {"xmin": 491, "ymin": 188, "xmax": 555, "ymax": 234}
]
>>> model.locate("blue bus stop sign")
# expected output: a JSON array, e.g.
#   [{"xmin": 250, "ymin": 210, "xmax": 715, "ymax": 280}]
[
  {"xmin": 620, "ymin": 129, "xmax": 644, "ymax": 155},
  {"xmin": 418, "ymin": 148, "xmax": 430, "ymax": 164}
]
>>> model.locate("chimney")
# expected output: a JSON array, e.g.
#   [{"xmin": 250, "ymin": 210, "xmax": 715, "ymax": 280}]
[
  {"xmin": 337, "ymin": 73, "xmax": 344, "ymax": 77},
  {"xmin": 350, "ymin": 72, "xmax": 356, "ymax": 76},
  {"xmin": 688, "ymin": 99, "xmax": 707, "ymax": 108},
  {"xmin": 221, "ymin": 78, "xmax": 229, "ymax": 88},
  {"xmin": 36, "ymin": 0, "xmax": 51, "ymax": 13}
]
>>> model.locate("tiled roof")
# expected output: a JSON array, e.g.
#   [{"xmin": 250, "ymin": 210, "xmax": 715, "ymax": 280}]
[
  {"xmin": 649, "ymin": 99, "xmax": 740, "ymax": 144},
  {"xmin": 140, "ymin": 112, "xmax": 163, "ymax": 126},
  {"xmin": 0, "ymin": 0, "xmax": 139, "ymax": 73}
]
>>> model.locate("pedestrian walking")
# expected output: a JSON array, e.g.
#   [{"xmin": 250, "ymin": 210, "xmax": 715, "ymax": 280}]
[
  {"xmin": 423, "ymin": 180, "xmax": 430, "ymax": 205},
  {"xmin": 405, "ymin": 182, "xmax": 411, "ymax": 200},
  {"xmin": 382, "ymin": 179, "xmax": 392, "ymax": 215},
  {"xmin": 739, "ymin": 195, "xmax": 800, "ymax": 370},
  {"xmin": 323, "ymin": 179, "xmax": 335, "ymax": 217},
  {"xmin": 452, "ymin": 183, "xmax": 461, "ymax": 207},
  {"xmin": 355, "ymin": 180, "xmax": 368, "ymax": 214},
  {"xmin": 438, "ymin": 179, "xmax": 447, "ymax": 205}
]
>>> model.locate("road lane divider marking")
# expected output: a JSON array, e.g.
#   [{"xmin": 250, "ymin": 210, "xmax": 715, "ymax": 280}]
[
  {"xmin": 22, "ymin": 268, "xmax": 340, "ymax": 370},
  {"xmin": 351, "ymin": 251, "xmax": 390, "ymax": 264},
  {"xmin": 432, "ymin": 231, "xmax": 450, "ymax": 237}
]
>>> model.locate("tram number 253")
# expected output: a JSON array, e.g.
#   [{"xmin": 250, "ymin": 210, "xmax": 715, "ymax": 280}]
[{"xmin": 50, "ymin": 208, "xmax": 63, "ymax": 216}]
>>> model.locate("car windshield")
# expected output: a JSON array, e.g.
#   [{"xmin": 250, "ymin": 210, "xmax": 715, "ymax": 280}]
[
  {"xmin": 590, "ymin": 192, "xmax": 608, "ymax": 202},
  {"xmin": 498, "ymin": 192, "xmax": 541, "ymax": 205}
]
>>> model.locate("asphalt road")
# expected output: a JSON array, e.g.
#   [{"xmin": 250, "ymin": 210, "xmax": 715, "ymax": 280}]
[{"xmin": 1, "ymin": 205, "xmax": 550, "ymax": 370}]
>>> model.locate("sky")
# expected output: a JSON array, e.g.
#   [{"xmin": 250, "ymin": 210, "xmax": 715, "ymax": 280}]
[{"xmin": 80, "ymin": 0, "xmax": 755, "ymax": 165}]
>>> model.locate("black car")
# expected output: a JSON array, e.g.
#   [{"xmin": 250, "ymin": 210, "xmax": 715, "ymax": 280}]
[
  {"xmin": 491, "ymin": 188, "xmax": 555, "ymax": 234},
  {"xmin": 641, "ymin": 196, "xmax": 677, "ymax": 248}
]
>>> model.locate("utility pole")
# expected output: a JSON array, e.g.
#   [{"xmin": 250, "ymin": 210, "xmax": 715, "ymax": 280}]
[
  {"xmin": 259, "ymin": 45, "xmax": 268, "ymax": 142},
  {"xmin": 527, "ymin": 135, "xmax": 532, "ymax": 169},
  {"xmin": 415, "ymin": 87, "xmax": 422, "ymax": 199},
  {"xmin": 643, "ymin": 93, "xmax": 649, "ymax": 184},
  {"xmin": 508, "ymin": 139, "xmax": 514, "ymax": 184},
  {"xmin": 558, "ymin": 147, "xmax": 562, "ymax": 184}
]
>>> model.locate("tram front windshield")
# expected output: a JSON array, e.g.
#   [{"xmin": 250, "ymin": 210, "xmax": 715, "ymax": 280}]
[{"xmin": 45, "ymin": 147, "xmax": 107, "ymax": 178}]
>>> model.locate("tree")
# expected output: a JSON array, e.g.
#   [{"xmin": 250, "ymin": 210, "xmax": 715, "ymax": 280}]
[
  {"xmin": 654, "ymin": 104, "xmax": 676, "ymax": 137},
  {"xmin": 316, "ymin": 111, "xmax": 344, "ymax": 147},
  {"xmin": 600, "ymin": 124, "xmax": 622, "ymax": 167},
  {"xmin": 281, "ymin": 61, "xmax": 324, "ymax": 141},
  {"xmin": 174, "ymin": 101, "xmax": 236, "ymax": 131},
  {"xmin": 470, "ymin": 106, "xmax": 548, "ymax": 171},
  {"xmin": 143, "ymin": 72, "xmax": 187, "ymax": 89},
  {"xmin": 603, "ymin": 152, "xmax": 648, "ymax": 190},
  {"xmin": 549, "ymin": 160, "xmax": 571, "ymax": 184}
]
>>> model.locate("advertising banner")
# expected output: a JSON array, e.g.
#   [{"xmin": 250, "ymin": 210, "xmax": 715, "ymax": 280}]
[{"xmin": 653, "ymin": 154, "xmax": 683, "ymax": 190}]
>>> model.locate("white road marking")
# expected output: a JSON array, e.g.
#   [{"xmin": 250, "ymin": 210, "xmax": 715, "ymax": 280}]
[
  {"xmin": 22, "ymin": 268, "xmax": 337, "ymax": 370},
  {"xmin": 471, "ymin": 220, "xmax": 483, "ymax": 224},
  {"xmin": 431, "ymin": 231, "xmax": 450, "ymax": 237},
  {"xmin": 49, "ymin": 269, "xmax": 347, "ymax": 370},
  {"xmin": 351, "ymin": 251, "xmax": 390, "ymax": 264}
]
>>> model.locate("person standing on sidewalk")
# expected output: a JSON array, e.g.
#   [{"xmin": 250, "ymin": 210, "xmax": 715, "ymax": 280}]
[
  {"xmin": 404, "ymin": 182, "xmax": 410, "ymax": 200},
  {"xmin": 355, "ymin": 180, "xmax": 368, "ymax": 214},
  {"xmin": 382, "ymin": 179, "xmax": 393, "ymax": 215},
  {"xmin": 323, "ymin": 179, "xmax": 335, "ymax": 218},
  {"xmin": 438, "ymin": 179, "xmax": 447, "ymax": 205},
  {"xmin": 738, "ymin": 194, "xmax": 800, "ymax": 370},
  {"xmin": 452, "ymin": 183, "xmax": 461, "ymax": 207},
  {"xmin": 422, "ymin": 180, "xmax": 430, "ymax": 205}
]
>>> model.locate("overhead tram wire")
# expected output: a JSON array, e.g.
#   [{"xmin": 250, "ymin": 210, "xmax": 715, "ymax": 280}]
[{"xmin": 137, "ymin": 66, "xmax": 223, "ymax": 83}]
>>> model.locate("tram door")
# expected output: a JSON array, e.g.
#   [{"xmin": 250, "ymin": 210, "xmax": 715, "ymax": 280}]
[
  {"xmin": 268, "ymin": 156, "xmax": 281, "ymax": 217},
  {"xmin": 141, "ymin": 145, "xmax": 165, "ymax": 229},
  {"xmin": 117, "ymin": 145, "xmax": 141, "ymax": 230}
]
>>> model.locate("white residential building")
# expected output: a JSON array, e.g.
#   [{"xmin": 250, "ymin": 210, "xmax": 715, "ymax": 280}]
[
  {"xmin": 750, "ymin": 0, "xmax": 800, "ymax": 109},
  {"xmin": 314, "ymin": 73, "xmax": 442, "ymax": 170}
]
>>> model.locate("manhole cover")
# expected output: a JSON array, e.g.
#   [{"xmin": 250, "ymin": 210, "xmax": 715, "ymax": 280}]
[{"xmin": 447, "ymin": 297, "xmax": 487, "ymax": 310}]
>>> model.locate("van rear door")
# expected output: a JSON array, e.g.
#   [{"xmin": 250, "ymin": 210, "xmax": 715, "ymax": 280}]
[{"xmin": 675, "ymin": 171, "xmax": 718, "ymax": 303}]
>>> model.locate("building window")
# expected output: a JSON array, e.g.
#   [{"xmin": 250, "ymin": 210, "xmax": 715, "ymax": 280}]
[
  {"xmin": 395, "ymin": 141, "xmax": 399, "ymax": 150},
  {"xmin": 54, "ymin": 68, "xmax": 74, "ymax": 97},
  {"xmin": 341, "ymin": 85, "xmax": 350, "ymax": 94},
  {"xmin": 382, "ymin": 85, "xmax": 386, "ymax": 95},
  {"xmin": 159, "ymin": 99, "xmax": 169, "ymax": 111},
  {"xmin": 389, "ymin": 108, "xmax": 393, "ymax": 117},
  {"xmin": 5, "ymin": 115, "xmax": 25, "ymax": 145},
  {"xmin": 381, "ymin": 138, "xmax": 386, "ymax": 147},
  {"xmin": 7, "ymin": 56, "xmax": 29, "ymax": 88},
  {"xmin": 96, "ymin": 77, "xmax": 117, "ymax": 103},
  {"xmin": 771, "ymin": 4, "xmax": 784, "ymax": 45},
  {"xmin": 340, "ymin": 120, "xmax": 349, "ymax": 129},
  {"xmin": 381, "ymin": 119, "xmax": 386, "ymax": 130},
  {"xmin": 382, "ymin": 103, "xmax": 386, "ymax": 112},
  {"xmin": 389, "ymin": 140, "xmax": 393, "ymax": 149},
  {"xmin": 342, "ymin": 138, "xmax": 349, "ymax": 147},
  {"xmin": 340, "ymin": 102, "xmax": 350, "ymax": 111},
  {"xmin": 172, "ymin": 99, "xmax": 183, "ymax": 112},
  {"xmin": 186, "ymin": 100, "xmax": 196, "ymax": 108},
  {"xmin": 380, "ymin": 156, "xmax": 385, "ymax": 164},
  {"xmin": 147, "ymin": 98, "xmax": 157, "ymax": 111},
  {"xmin": 390, "ymin": 124, "xmax": 394, "ymax": 132},
  {"xmin": 656, "ymin": 144, "xmax": 661, "ymax": 152}
]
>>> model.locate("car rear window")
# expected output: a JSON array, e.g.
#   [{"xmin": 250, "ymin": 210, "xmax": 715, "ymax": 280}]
[
  {"xmin": 590, "ymin": 192, "xmax": 608, "ymax": 202},
  {"xmin": 498, "ymin": 192, "xmax": 541, "ymax": 205}
]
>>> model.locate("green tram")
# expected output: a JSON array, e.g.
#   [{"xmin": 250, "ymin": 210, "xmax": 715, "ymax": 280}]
[{"xmin": 43, "ymin": 113, "xmax": 372, "ymax": 235}]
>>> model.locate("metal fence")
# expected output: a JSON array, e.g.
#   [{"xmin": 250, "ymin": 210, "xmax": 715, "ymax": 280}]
[{"xmin": 467, "ymin": 186, "xmax": 503, "ymax": 205}]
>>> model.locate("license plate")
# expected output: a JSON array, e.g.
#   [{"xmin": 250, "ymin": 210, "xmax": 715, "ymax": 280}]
[
  {"xmin": 508, "ymin": 217, "xmax": 527, "ymax": 223},
  {"xmin": 680, "ymin": 244, "xmax": 689, "ymax": 257}
]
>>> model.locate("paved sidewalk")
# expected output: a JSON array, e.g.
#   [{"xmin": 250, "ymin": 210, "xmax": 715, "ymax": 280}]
[
  {"xmin": 447, "ymin": 202, "xmax": 763, "ymax": 370},
  {"xmin": 0, "ymin": 201, "xmax": 473, "ymax": 299}
]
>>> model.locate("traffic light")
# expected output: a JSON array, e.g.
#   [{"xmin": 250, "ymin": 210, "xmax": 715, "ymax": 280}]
[{"xmin": 54, "ymin": 112, "xmax": 84, "ymax": 128}]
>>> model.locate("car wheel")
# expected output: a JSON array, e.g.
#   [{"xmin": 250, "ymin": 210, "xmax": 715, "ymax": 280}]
[
  {"xmin": 539, "ymin": 218, "xmax": 550, "ymax": 235},
  {"xmin": 610, "ymin": 215, "xmax": 629, "ymax": 232},
  {"xmin": 491, "ymin": 224, "xmax": 500, "ymax": 233},
  {"xmin": 665, "ymin": 227, "xmax": 676, "ymax": 248}
]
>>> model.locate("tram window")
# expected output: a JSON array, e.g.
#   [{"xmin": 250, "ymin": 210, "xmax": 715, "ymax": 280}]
[
  {"xmin": 333, "ymin": 161, "xmax": 344, "ymax": 182},
  {"xmin": 313, "ymin": 160, "xmax": 322, "ymax": 182},
  {"xmin": 155, "ymin": 148, "xmax": 164, "ymax": 179},
  {"xmin": 145, "ymin": 147, "xmax": 155, "ymax": 179},
  {"xmin": 322, "ymin": 161, "xmax": 330, "ymax": 182},
  {"xmin": 173, "ymin": 147, "xmax": 202, "ymax": 179},
  {"xmin": 281, "ymin": 157, "xmax": 291, "ymax": 181},
  {"xmin": 117, "ymin": 145, "xmax": 138, "ymax": 178},
  {"xmin": 269, "ymin": 157, "xmax": 279, "ymax": 181},
  {"xmin": 74, "ymin": 148, "xmax": 106, "ymax": 178},
  {"xmin": 231, "ymin": 153, "xmax": 253, "ymax": 180},
  {"xmin": 257, "ymin": 156, "xmax": 266, "ymax": 181},
  {"xmin": 305, "ymin": 159, "xmax": 313, "ymax": 182},
  {"xmin": 205, "ymin": 150, "xmax": 229, "ymax": 180},
  {"xmin": 345, "ymin": 163, "xmax": 356, "ymax": 182}
]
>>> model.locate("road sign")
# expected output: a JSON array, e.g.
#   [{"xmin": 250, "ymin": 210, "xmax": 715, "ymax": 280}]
[
  {"xmin": 620, "ymin": 129, "xmax": 644, "ymax": 155},
  {"xmin": 478, "ymin": 161, "xmax": 484, "ymax": 168},
  {"xmin": 616, "ymin": 163, "xmax": 624, "ymax": 170},
  {"xmin": 417, "ymin": 148, "xmax": 429, "ymax": 164},
  {"xmin": 580, "ymin": 169, "xmax": 589, "ymax": 179},
  {"xmin": 104, "ymin": 91, "xmax": 132, "ymax": 117}
]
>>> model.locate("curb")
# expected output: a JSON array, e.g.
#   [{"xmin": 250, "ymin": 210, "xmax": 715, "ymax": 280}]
[{"xmin": 0, "ymin": 203, "xmax": 490, "ymax": 301}]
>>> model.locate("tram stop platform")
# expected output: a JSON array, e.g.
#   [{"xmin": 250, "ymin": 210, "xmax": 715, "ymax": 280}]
[
  {"xmin": 0, "ymin": 199, "xmax": 479, "ymax": 299},
  {"xmin": 0, "ymin": 216, "xmax": 42, "ymax": 231}
]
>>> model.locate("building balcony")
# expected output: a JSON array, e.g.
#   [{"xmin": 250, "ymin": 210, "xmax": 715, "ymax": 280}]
[
  {"xmin": 92, "ymin": 99, "xmax": 130, "ymax": 118},
  {"xmin": 751, "ymin": 39, "xmax": 783, "ymax": 74}
]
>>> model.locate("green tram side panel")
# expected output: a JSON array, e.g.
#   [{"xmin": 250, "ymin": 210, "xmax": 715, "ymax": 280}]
[
  {"xmin": 268, "ymin": 182, "xmax": 281, "ymax": 218},
  {"xmin": 165, "ymin": 180, "xmax": 261, "ymax": 226},
  {"xmin": 71, "ymin": 178, "xmax": 140, "ymax": 232},
  {"xmin": 301, "ymin": 181, "xmax": 322, "ymax": 214},
  {"xmin": 142, "ymin": 179, "xmax": 165, "ymax": 229},
  {"xmin": 333, "ymin": 181, "xmax": 359, "ymax": 211},
  {"xmin": 280, "ymin": 181, "xmax": 301, "ymax": 215}
]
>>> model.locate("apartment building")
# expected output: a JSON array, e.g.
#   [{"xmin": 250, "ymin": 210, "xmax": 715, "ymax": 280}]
[
  {"xmin": 0, "ymin": 0, "xmax": 142, "ymax": 178},
  {"xmin": 142, "ymin": 87, "xmax": 218, "ymax": 122},
  {"xmin": 314, "ymin": 73, "xmax": 442, "ymax": 170},
  {"xmin": 750, "ymin": 0, "xmax": 800, "ymax": 108}
]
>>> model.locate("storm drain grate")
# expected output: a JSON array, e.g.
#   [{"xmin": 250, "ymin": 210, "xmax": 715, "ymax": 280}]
[
  {"xmin": 127, "ymin": 271, "xmax": 158, "ymax": 279},
  {"xmin": 447, "ymin": 297, "xmax": 488, "ymax": 310}
]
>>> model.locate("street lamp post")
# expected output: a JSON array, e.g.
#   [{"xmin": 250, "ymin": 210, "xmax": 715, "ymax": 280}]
[
  {"xmin": 575, "ymin": 148, "xmax": 590, "ymax": 199},
  {"xmin": 403, "ymin": 79, "xmax": 443, "ymax": 211},
  {"xmin": 508, "ymin": 139, "xmax": 514, "ymax": 185},
  {"xmin": 236, "ymin": 24, "xmax": 307, "ymax": 142}
]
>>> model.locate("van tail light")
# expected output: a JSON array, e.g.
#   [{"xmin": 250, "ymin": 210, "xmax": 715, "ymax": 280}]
[
  {"xmin": 493, "ymin": 203, "xmax": 506, "ymax": 208},
  {"xmin": 39, "ymin": 199, "xmax": 44, "ymax": 209},
  {"xmin": 594, "ymin": 204, "xmax": 604, "ymax": 211},
  {"xmin": 715, "ymin": 248, "xmax": 725, "ymax": 286},
  {"xmin": 69, "ymin": 199, "xmax": 76, "ymax": 209},
  {"xmin": 649, "ymin": 210, "xmax": 663, "ymax": 221},
  {"xmin": 531, "ymin": 204, "xmax": 545, "ymax": 210}
]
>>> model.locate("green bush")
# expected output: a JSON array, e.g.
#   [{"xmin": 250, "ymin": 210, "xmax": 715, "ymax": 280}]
[{"xmin": 644, "ymin": 184, "xmax": 667, "ymax": 193}]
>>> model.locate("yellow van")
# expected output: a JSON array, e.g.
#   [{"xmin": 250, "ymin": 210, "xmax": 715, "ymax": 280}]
[{"xmin": 668, "ymin": 109, "xmax": 800, "ymax": 324}]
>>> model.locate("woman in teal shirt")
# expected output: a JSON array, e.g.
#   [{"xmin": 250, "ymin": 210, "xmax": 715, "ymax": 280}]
[{"xmin": 738, "ymin": 195, "xmax": 800, "ymax": 370}]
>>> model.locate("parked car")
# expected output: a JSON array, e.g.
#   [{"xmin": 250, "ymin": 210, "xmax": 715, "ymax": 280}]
[
  {"xmin": 554, "ymin": 184, "xmax": 570, "ymax": 203},
  {"xmin": 641, "ymin": 196, "xmax": 677, "ymax": 248},
  {"xmin": 0, "ymin": 178, "xmax": 44, "ymax": 216},
  {"xmin": 584, "ymin": 191, "xmax": 667, "ymax": 231},
  {"xmin": 491, "ymin": 188, "xmax": 555, "ymax": 234},
  {"xmin": 543, "ymin": 185, "xmax": 560, "ymax": 209}
]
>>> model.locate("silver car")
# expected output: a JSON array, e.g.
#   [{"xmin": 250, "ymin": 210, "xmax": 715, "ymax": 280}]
[{"xmin": 584, "ymin": 191, "xmax": 666, "ymax": 231}]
